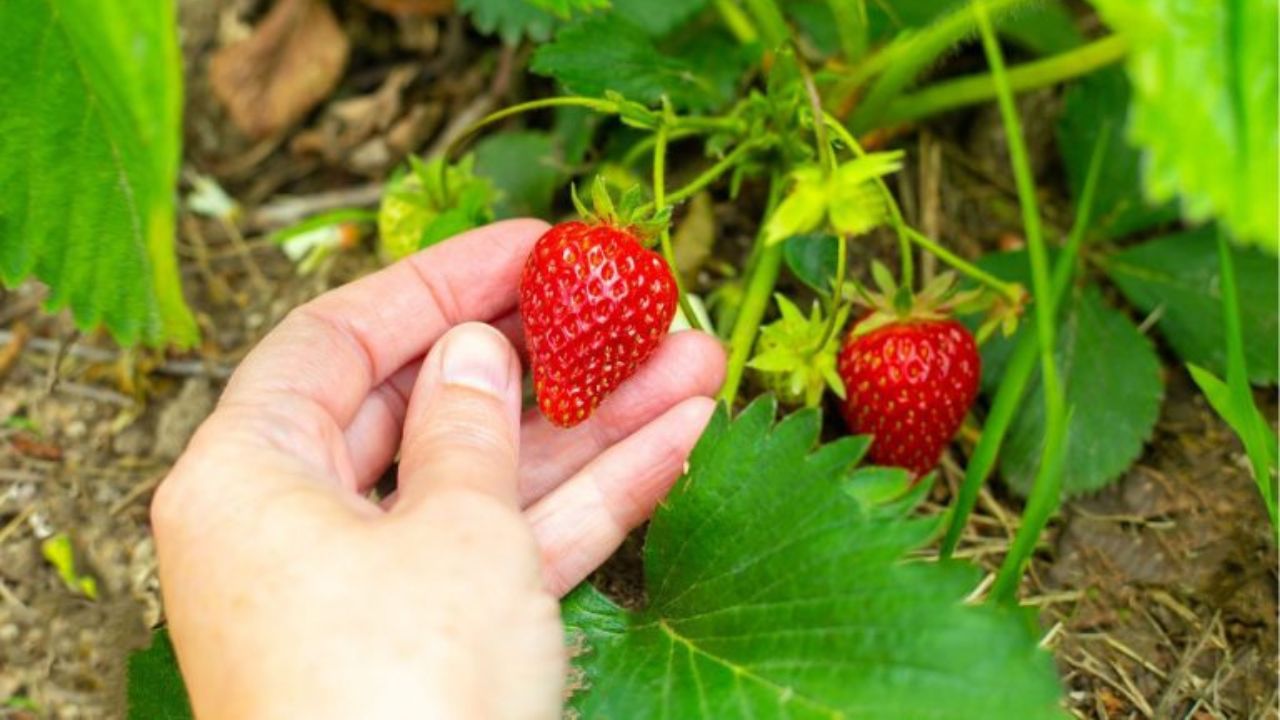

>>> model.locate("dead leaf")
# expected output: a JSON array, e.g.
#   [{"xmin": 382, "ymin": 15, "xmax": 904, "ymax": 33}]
[
  {"xmin": 385, "ymin": 103, "xmax": 440, "ymax": 156},
  {"xmin": 672, "ymin": 191, "xmax": 717, "ymax": 285},
  {"xmin": 11, "ymin": 433, "xmax": 62, "ymax": 462},
  {"xmin": 210, "ymin": 0, "xmax": 351, "ymax": 139},
  {"xmin": 292, "ymin": 66, "xmax": 441, "ymax": 176},
  {"xmin": 0, "ymin": 321, "xmax": 29, "ymax": 380},
  {"xmin": 358, "ymin": 0, "xmax": 453, "ymax": 16}
]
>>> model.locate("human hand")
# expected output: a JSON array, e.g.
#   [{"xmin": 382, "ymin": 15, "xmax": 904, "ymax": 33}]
[{"xmin": 150, "ymin": 220, "xmax": 725, "ymax": 719}]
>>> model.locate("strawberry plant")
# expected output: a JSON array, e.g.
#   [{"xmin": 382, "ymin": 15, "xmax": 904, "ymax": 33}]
[{"xmin": 3, "ymin": 0, "xmax": 1276, "ymax": 716}]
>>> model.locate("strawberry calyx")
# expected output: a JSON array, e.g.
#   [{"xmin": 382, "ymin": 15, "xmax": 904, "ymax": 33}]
[
  {"xmin": 748, "ymin": 294, "xmax": 849, "ymax": 408},
  {"xmin": 848, "ymin": 260, "xmax": 988, "ymax": 339},
  {"xmin": 570, "ymin": 177, "xmax": 672, "ymax": 246}
]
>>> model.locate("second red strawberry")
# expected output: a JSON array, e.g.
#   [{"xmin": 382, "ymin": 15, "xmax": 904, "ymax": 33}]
[{"xmin": 837, "ymin": 316, "xmax": 981, "ymax": 476}]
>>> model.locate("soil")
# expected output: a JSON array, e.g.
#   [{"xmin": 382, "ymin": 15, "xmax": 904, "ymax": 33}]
[{"xmin": 1, "ymin": 2, "xmax": 1276, "ymax": 719}]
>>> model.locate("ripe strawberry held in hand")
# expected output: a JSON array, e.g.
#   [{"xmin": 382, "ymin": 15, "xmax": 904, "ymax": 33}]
[
  {"xmin": 837, "ymin": 268, "xmax": 981, "ymax": 476},
  {"xmin": 519, "ymin": 218, "xmax": 677, "ymax": 428}
]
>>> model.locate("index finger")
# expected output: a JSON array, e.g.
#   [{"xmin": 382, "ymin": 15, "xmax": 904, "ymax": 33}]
[{"xmin": 221, "ymin": 219, "xmax": 548, "ymax": 426}]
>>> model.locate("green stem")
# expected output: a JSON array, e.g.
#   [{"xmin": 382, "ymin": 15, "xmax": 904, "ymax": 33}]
[
  {"xmin": 976, "ymin": 3, "xmax": 1065, "ymax": 606},
  {"xmin": 720, "ymin": 176, "xmax": 785, "ymax": 403},
  {"xmin": 821, "ymin": 114, "xmax": 914, "ymax": 288},
  {"xmin": 799, "ymin": 62, "xmax": 837, "ymax": 175},
  {"xmin": 827, "ymin": 0, "xmax": 868, "ymax": 63},
  {"xmin": 634, "ymin": 138, "xmax": 767, "ymax": 220},
  {"xmin": 939, "ymin": 125, "xmax": 1110, "ymax": 560},
  {"xmin": 676, "ymin": 115, "xmax": 747, "ymax": 134},
  {"xmin": 1216, "ymin": 229, "xmax": 1279, "ymax": 528},
  {"xmin": 743, "ymin": 0, "xmax": 791, "ymax": 47},
  {"xmin": 809, "ymin": 233, "xmax": 848, "ymax": 355},
  {"xmin": 622, "ymin": 128, "xmax": 699, "ymax": 170},
  {"xmin": 447, "ymin": 96, "xmax": 741, "ymax": 163},
  {"xmin": 713, "ymin": 0, "xmax": 759, "ymax": 44},
  {"xmin": 904, "ymin": 228, "xmax": 1021, "ymax": 303},
  {"xmin": 445, "ymin": 96, "xmax": 615, "ymax": 159},
  {"xmin": 653, "ymin": 122, "xmax": 707, "ymax": 333},
  {"xmin": 882, "ymin": 35, "xmax": 1129, "ymax": 126},
  {"xmin": 842, "ymin": 0, "xmax": 1031, "ymax": 132},
  {"xmin": 665, "ymin": 140, "xmax": 767, "ymax": 207}
]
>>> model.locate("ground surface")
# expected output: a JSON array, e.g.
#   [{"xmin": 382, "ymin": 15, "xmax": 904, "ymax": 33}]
[{"xmin": 1, "ymin": 2, "xmax": 1276, "ymax": 718}]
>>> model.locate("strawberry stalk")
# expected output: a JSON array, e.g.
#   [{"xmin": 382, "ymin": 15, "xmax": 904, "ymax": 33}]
[
  {"xmin": 807, "ymin": 232, "xmax": 848, "ymax": 357},
  {"xmin": 742, "ymin": 0, "xmax": 790, "ymax": 48},
  {"xmin": 824, "ymin": 114, "xmax": 1024, "ymax": 308},
  {"xmin": 795, "ymin": 57, "xmax": 849, "ymax": 357},
  {"xmin": 822, "ymin": 114, "xmax": 914, "ymax": 288},
  {"xmin": 639, "ymin": 138, "xmax": 769, "ymax": 214},
  {"xmin": 720, "ymin": 176, "xmax": 786, "ymax": 403},
  {"xmin": 652, "ymin": 117, "xmax": 707, "ymax": 333},
  {"xmin": 712, "ymin": 0, "xmax": 758, "ymax": 44},
  {"xmin": 903, "ymin": 227, "xmax": 1023, "ymax": 306}
]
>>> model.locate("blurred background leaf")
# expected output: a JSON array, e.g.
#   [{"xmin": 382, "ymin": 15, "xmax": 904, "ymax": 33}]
[
  {"xmin": 1104, "ymin": 226, "xmax": 1279, "ymax": 384},
  {"xmin": 1057, "ymin": 67, "xmax": 1179, "ymax": 239},
  {"xmin": 1089, "ymin": 0, "xmax": 1279, "ymax": 251},
  {"xmin": 976, "ymin": 252, "xmax": 1163, "ymax": 498}
]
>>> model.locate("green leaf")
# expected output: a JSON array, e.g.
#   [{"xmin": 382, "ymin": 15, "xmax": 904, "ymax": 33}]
[
  {"xmin": 530, "ymin": 14, "xmax": 732, "ymax": 111},
  {"xmin": 1056, "ymin": 67, "xmax": 1179, "ymax": 239},
  {"xmin": 1089, "ymin": 0, "xmax": 1279, "ymax": 250},
  {"xmin": 1105, "ymin": 227, "xmax": 1278, "ymax": 384},
  {"xmin": 459, "ymin": 0, "xmax": 559, "ymax": 44},
  {"xmin": 661, "ymin": 22, "xmax": 757, "ymax": 110},
  {"xmin": 978, "ymin": 253, "xmax": 1163, "ymax": 497},
  {"xmin": 523, "ymin": 0, "xmax": 608, "ymax": 18},
  {"xmin": 786, "ymin": 0, "xmax": 843, "ymax": 55},
  {"xmin": 763, "ymin": 167, "xmax": 827, "ymax": 246},
  {"xmin": 473, "ymin": 131, "xmax": 563, "ymax": 219},
  {"xmin": 564, "ymin": 399, "xmax": 1065, "ymax": 717},
  {"xmin": 827, "ymin": 152, "xmax": 902, "ymax": 236},
  {"xmin": 765, "ymin": 154, "xmax": 901, "ymax": 246},
  {"xmin": 783, "ymin": 233, "xmax": 839, "ymax": 293},
  {"xmin": 0, "ymin": 0, "xmax": 196, "ymax": 347},
  {"xmin": 127, "ymin": 628, "xmax": 192, "ymax": 720},
  {"xmin": 996, "ymin": 0, "xmax": 1085, "ymax": 55},
  {"xmin": 1187, "ymin": 363, "xmax": 1279, "ymax": 474},
  {"xmin": 611, "ymin": 0, "xmax": 707, "ymax": 36}
]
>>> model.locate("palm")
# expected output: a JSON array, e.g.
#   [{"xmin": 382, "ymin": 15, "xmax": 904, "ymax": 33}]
[{"xmin": 153, "ymin": 220, "xmax": 724, "ymax": 718}]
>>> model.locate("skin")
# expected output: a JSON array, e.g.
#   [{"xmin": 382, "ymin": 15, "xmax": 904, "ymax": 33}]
[{"xmin": 151, "ymin": 219, "xmax": 726, "ymax": 719}]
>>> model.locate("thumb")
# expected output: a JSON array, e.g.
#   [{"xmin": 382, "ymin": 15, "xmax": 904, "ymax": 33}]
[{"xmin": 395, "ymin": 322, "xmax": 523, "ymax": 510}]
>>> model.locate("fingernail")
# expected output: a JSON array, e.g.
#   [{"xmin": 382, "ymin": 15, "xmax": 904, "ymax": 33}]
[{"xmin": 440, "ymin": 324, "xmax": 513, "ymax": 396}]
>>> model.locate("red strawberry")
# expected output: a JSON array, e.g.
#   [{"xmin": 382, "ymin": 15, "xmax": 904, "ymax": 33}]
[
  {"xmin": 837, "ymin": 316, "xmax": 980, "ymax": 476},
  {"xmin": 519, "ymin": 220, "xmax": 677, "ymax": 428}
]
